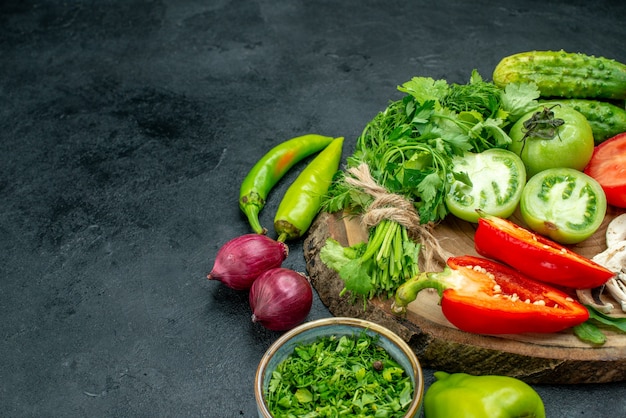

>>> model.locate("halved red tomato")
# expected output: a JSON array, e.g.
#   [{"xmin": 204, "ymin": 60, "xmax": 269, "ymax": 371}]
[{"xmin": 584, "ymin": 132, "xmax": 626, "ymax": 208}]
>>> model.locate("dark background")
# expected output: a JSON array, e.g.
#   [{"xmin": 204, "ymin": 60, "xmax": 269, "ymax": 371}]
[{"xmin": 2, "ymin": 1, "xmax": 626, "ymax": 416}]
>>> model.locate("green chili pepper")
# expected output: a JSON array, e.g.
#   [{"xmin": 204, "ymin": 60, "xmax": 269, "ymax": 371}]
[
  {"xmin": 239, "ymin": 134, "xmax": 335, "ymax": 234},
  {"xmin": 424, "ymin": 371, "xmax": 546, "ymax": 418},
  {"xmin": 274, "ymin": 136, "xmax": 344, "ymax": 242}
]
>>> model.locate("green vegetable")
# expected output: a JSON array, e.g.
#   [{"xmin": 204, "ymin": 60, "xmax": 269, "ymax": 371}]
[
  {"xmin": 274, "ymin": 137, "xmax": 344, "ymax": 242},
  {"xmin": 574, "ymin": 304, "xmax": 626, "ymax": 345},
  {"xmin": 445, "ymin": 148, "xmax": 526, "ymax": 223},
  {"xmin": 586, "ymin": 305, "xmax": 626, "ymax": 332},
  {"xmin": 508, "ymin": 105, "xmax": 594, "ymax": 178},
  {"xmin": 265, "ymin": 332, "xmax": 413, "ymax": 417},
  {"xmin": 540, "ymin": 99, "xmax": 626, "ymax": 144},
  {"xmin": 519, "ymin": 168, "xmax": 607, "ymax": 244},
  {"xmin": 424, "ymin": 371, "xmax": 545, "ymax": 418},
  {"xmin": 320, "ymin": 70, "xmax": 539, "ymax": 302},
  {"xmin": 239, "ymin": 134, "xmax": 335, "ymax": 234},
  {"xmin": 573, "ymin": 321, "xmax": 607, "ymax": 346},
  {"xmin": 493, "ymin": 49, "xmax": 626, "ymax": 100}
]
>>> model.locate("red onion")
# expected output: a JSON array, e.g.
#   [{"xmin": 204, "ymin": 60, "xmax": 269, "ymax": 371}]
[
  {"xmin": 207, "ymin": 234, "xmax": 289, "ymax": 290},
  {"xmin": 249, "ymin": 268, "xmax": 313, "ymax": 331}
]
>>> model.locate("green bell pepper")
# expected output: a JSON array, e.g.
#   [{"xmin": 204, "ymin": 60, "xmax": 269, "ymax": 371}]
[{"xmin": 424, "ymin": 371, "xmax": 545, "ymax": 418}]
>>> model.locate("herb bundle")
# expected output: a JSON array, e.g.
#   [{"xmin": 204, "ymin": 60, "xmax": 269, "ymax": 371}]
[{"xmin": 321, "ymin": 70, "xmax": 540, "ymax": 302}]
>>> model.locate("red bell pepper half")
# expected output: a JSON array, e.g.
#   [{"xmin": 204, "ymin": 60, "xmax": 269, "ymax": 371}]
[
  {"xmin": 474, "ymin": 213, "xmax": 614, "ymax": 289},
  {"xmin": 392, "ymin": 255, "xmax": 589, "ymax": 335}
]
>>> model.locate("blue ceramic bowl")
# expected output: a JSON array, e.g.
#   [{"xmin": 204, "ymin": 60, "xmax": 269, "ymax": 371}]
[{"xmin": 255, "ymin": 317, "xmax": 424, "ymax": 417}]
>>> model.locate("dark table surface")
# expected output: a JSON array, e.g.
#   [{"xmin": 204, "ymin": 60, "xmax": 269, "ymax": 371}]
[{"xmin": 2, "ymin": 0, "xmax": 626, "ymax": 416}]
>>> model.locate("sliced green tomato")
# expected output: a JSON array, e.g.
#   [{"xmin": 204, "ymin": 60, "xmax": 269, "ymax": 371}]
[
  {"xmin": 445, "ymin": 148, "xmax": 526, "ymax": 223},
  {"xmin": 520, "ymin": 168, "xmax": 607, "ymax": 244}
]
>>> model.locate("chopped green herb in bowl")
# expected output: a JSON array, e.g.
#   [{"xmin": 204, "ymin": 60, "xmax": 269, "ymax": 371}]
[{"xmin": 255, "ymin": 317, "xmax": 424, "ymax": 417}]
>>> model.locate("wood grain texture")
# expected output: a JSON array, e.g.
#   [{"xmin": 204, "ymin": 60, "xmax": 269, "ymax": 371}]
[{"xmin": 303, "ymin": 209, "xmax": 626, "ymax": 384}]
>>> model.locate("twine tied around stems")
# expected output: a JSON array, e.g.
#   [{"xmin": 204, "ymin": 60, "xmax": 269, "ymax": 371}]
[{"xmin": 345, "ymin": 163, "xmax": 452, "ymax": 272}]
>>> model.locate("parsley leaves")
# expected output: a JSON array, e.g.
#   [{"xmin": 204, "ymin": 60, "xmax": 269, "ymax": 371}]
[{"xmin": 266, "ymin": 332, "xmax": 413, "ymax": 417}]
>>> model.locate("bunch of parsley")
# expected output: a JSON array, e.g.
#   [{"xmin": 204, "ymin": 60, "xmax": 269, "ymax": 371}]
[{"xmin": 321, "ymin": 70, "xmax": 539, "ymax": 302}]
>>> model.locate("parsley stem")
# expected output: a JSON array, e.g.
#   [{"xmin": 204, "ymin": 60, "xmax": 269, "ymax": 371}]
[
  {"xmin": 377, "ymin": 221, "xmax": 395, "ymax": 263},
  {"xmin": 362, "ymin": 221, "xmax": 387, "ymax": 261}
]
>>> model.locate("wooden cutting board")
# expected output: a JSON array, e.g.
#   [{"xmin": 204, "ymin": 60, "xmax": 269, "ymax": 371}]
[{"xmin": 303, "ymin": 207, "xmax": 626, "ymax": 384}]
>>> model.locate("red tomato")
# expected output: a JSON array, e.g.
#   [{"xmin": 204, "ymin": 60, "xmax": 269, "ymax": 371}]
[{"xmin": 584, "ymin": 133, "xmax": 626, "ymax": 208}]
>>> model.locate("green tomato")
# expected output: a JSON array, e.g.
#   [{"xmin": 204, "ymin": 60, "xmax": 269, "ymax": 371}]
[
  {"xmin": 445, "ymin": 148, "xmax": 526, "ymax": 223},
  {"xmin": 508, "ymin": 105, "xmax": 594, "ymax": 178},
  {"xmin": 520, "ymin": 168, "xmax": 607, "ymax": 244}
]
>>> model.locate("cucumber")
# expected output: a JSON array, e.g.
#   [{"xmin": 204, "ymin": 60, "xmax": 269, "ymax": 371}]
[
  {"xmin": 493, "ymin": 50, "xmax": 626, "ymax": 100},
  {"xmin": 540, "ymin": 99, "xmax": 626, "ymax": 143}
]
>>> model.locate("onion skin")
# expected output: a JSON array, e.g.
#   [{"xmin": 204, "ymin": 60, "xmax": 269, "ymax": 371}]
[
  {"xmin": 249, "ymin": 268, "xmax": 313, "ymax": 331},
  {"xmin": 207, "ymin": 234, "xmax": 289, "ymax": 290}
]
